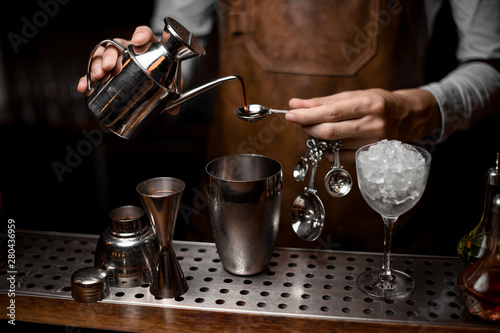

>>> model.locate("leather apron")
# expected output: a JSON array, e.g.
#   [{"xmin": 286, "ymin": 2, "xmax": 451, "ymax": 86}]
[{"xmin": 189, "ymin": 0, "xmax": 428, "ymax": 251}]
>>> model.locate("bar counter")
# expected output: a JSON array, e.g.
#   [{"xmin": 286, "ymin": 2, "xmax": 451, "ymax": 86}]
[{"xmin": 1, "ymin": 231, "xmax": 498, "ymax": 332}]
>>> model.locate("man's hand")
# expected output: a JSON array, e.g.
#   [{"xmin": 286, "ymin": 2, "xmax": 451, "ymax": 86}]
[
  {"xmin": 77, "ymin": 26, "xmax": 183, "ymax": 115},
  {"xmin": 285, "ymin": 88, "xmax": 440, "ymax": 162},
  {"xmin": 77, "ymin": 26, "xmax": 157, "ymax": 93}
]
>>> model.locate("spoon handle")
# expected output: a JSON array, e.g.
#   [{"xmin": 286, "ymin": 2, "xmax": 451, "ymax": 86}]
[
  {"xmin": 331, "ymin": 139, "xmax": 343, "ymax": 169},
  {"xmin": 306, "ymin": 137, "xmax": 326, "ymax": 192},
  {"xmin": 269, "ymin": 109, "xmax": 288, "ymax": 114},
  {"xmin": 307, "ymin": 159, "xmax": 318, "ymax": 193}
]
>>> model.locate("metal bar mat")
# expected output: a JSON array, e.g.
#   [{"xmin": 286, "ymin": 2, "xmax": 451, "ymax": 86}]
[{"xmin": 0, "ymin": 231, "xmax": 482, "ymax": 328}]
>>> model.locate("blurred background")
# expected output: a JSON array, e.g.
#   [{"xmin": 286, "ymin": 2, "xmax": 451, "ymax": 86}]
[
  {"xmin": 0, "ymin": 0, "xmax": 219, "ymax": 238},
  {"xmin": 0, "ymin": 0, "xmax": 498, "ymax": 256}
]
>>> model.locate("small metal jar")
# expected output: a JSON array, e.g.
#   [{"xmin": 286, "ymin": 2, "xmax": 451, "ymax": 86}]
[{"xmin": 95, "ymin": 205, "xmax": 159, "ymax": 287}]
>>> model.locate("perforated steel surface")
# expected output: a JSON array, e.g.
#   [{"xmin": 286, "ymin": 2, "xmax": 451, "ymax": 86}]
[{"xmin": 0, "ymin": 231, "xmax": 483, "ymax": 328}]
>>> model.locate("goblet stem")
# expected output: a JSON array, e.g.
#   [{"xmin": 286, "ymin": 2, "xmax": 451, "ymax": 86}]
[{"xmin": 380, "ymin": 216, "xmax": 398, "ymax": 286}]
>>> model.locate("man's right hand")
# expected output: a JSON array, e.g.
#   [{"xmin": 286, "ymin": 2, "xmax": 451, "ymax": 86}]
[{"xmin": 76, "ymin": 26, "xmax": 157, "ymax": 93}]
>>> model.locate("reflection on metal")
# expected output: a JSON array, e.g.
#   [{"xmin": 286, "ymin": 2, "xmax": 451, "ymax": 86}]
[{"xmin": 0, "ymin": 231, "xmax": 475, "ymax": 327}]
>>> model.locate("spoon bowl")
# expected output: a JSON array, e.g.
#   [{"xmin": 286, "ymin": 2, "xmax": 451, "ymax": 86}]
[
  {"xmin": 324, "ymin": 168, "xmax": 352, "ymax": 197},
  {"xmin": 291, "ymin": 191, "xmax": 325, "ymax": 241},
  {"xmin": 235, "ymin": 104, "xmax": 287, "ymax": 122},
  {"xmin": 293, "ymin": 152, "xmax": 309, "ymax": 182},
  {"xmin": 324, "ymin": 140, "xmax": 353, "ymax": 197},
  {"xmin": 291, "ymin": 137, "xmax": 326, "ymax": 241}
]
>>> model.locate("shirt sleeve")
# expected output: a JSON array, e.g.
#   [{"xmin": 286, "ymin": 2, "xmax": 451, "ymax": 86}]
[
  {"xmin": 421, "ymin": 62, "xmax": 500, "ymax": 142},
  {"xmin": 452, "ymin": 0, "xmax": 500, "ymax": 62},
  {"xmin": 150, "ymin": 0, "xmax": 217, "ymax": 39},
  {"xmin": 420, "ymin": 0, "xmax": 500, "ymax": 143}
]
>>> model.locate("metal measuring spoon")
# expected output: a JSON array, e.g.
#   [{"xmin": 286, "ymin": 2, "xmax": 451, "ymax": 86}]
[
  {"xmin": 324, "ymin": 140, "xmax": 352, "ymax": 197},
  {"xmin": 293, "ymin": 149, "xmax": 309, "ymax": 182},
  {"xmin": 291, "ymin": 138, "xmax": 326, "ymax": 241},
  {"xmin": 235, "ymin": 104, "xmax": 288, "ymax": 122}
]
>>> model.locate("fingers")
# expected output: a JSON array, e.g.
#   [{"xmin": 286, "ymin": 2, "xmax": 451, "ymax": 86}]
[
  {"xmin": 289, "ymin": 97, "xmax": 321, "ymax": 109},
  {"xmin": 286, "ymin": 90, "xmax": 393, "ymax": 148},
  {"xmin": 77, "ymin": 27, "xmax": 156, "ymax": 93},
  {"xmin": 89, "ymin": 27, "xmax": 156, "ymax": 79},
  {"xmin": 100, "ymin": 43, "xmax": 122, "ymax": 72},
  {"xmin": 286, "ymin": 103, "xmax": 346, "ymax": 125},
  {"xmin": 302, "ymin": 122, "xmax": 382, "ymax": 151},
  {"xmin": 286, "ymin": 102, "xmax": 370, "ymax": 138},
  {"xmin": 301, "ymin": 114, "xmax": 385, "ymax": 143},
  {"xmin": 287, "ymin": 92, "xmax": 392, "ymax": 152},
  {"xmin": 77, "ymin": 76, "xmax": 88, "ymax": 93},
  {"xmin": 102, "ymin": 38, "xmax": 134, "ymax": 74},
  {"xmin": 132, "ymin": 26, "xmax": 157, "ymax": 45},
  {"xmin": 324, "ymin": 149, "xmax": 357, "ymax": 164},
  {"xmin": 131, "ymin": 26, "xmax": 158, "ymax": 54},
  {"xmin": 76, "ymin": 46, "xmax": 106, "ymax": 93},
  {"xmin": 77, "ymin": 40, "xmax": 125, "ymax": 92},
  {"xmin": 287, "ymin": 94, "xmax": 374, "ymax": 126},
  {"xmin": 289, "ymin": 91, "xmax": 360, "ymax": 109}
]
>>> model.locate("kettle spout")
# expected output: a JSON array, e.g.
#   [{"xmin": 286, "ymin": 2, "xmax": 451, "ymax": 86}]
[{"xmin": 167, "ymin": 75, "xmax": 240, "ymax": 110}]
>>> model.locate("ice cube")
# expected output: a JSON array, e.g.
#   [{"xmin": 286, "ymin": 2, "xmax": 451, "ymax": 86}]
[{"xmin": 356, "ymin": 140, "xmax": 428, "ymax": 216}]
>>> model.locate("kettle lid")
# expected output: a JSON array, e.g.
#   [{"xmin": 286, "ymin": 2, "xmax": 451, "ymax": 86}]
[{"xmin": 162, "ymin": 17, "xmax": 206, "ymax": 61}]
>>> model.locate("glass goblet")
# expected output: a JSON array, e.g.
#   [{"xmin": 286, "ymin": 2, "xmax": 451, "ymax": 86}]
[{"xmin": 355, "ymin": 141, "xmax": 431, "ymax": 300}]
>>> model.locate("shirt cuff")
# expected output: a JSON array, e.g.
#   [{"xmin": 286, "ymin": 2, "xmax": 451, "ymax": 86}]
[{"xmin": 420, "ymin": 61, "xmax": 500, "ymax": 143}]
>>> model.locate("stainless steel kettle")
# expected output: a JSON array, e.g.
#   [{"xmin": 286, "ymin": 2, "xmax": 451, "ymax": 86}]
[{"xmin": 85, "ymin": 17, "xmax": 238, "ymax": 139}]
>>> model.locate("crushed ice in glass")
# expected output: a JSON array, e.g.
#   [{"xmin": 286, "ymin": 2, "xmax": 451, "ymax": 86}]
[{"xmin": 356, "ymin": 140, "xmax": 428, "ymax": 216}]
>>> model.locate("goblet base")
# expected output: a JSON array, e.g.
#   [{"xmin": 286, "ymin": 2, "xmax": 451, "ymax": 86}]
[{"xmin": 357, "ymin": 269, "xmax": 414, "ymax": 300}]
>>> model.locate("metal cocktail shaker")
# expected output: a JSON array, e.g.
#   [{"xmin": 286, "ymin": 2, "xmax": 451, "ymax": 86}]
[
  {"xmin": 95, "ymin": 205, "xmax": 159, "ymax": 287},
  {"xmin": 206, "ymin": 154, "xmax": 282, "ymax": 275}
]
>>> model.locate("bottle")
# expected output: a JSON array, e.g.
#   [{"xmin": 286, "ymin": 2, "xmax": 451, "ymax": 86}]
[
  {"xmin": 457, "ymin": 153, "xmax": 500, "ymax": 268},
  {"xmin": 459, "ymin": 194, "xmax": 500, "ymax": 321}
]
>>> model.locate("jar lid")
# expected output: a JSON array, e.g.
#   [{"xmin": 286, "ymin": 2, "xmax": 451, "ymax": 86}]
[
  {"xmin": 109, "ymin": 205, "xmax": 146, "ymax": 234},
  {"xmin": 71, "ymin": 267, "xmax": 109, "ymax": 303}
]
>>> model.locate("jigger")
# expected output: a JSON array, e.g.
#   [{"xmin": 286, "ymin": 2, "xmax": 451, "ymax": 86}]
[{"xmin": 136, "ymin": 177, "xmax": 188, "ymax": 298}]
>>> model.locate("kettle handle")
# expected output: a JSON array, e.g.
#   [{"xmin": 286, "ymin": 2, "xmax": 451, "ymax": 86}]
[{"xmin": 86, "ymin": 39, "xmax": 126, "ymax": 91}]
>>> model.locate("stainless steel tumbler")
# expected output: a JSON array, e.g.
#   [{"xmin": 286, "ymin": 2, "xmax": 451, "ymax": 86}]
[{"xmin": 206, "ymin": 154, "xmax": 282, "ymax": 275}]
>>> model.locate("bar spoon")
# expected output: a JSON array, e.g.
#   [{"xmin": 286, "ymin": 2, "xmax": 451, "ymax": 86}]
[{"xmin": 235, "ymin": 104, "xmax": 288, "ymax": 122}]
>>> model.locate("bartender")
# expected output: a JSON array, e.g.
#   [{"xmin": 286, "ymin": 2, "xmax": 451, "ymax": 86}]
[{"xmin": 78, "ymin": 0, "xmax": 500, "ymax": 251}]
